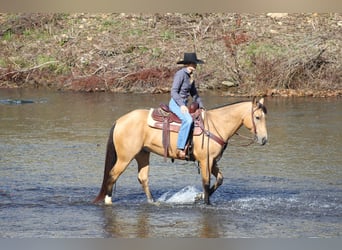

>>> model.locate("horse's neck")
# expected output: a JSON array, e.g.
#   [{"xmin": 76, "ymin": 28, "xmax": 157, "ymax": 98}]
[{"xmin": 206, "ymin": 102, "xmax": 251, "ymax": 140}]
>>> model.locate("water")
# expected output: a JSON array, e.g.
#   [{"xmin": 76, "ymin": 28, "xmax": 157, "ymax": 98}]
[{"xmin": 0, "ymin": 89, "xmax": 341, "ymax": 238}]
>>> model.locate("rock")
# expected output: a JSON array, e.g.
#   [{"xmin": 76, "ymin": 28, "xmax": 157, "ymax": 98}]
[
  {"xmin": 0, "ymin": 99, "xmax": 35, "ymax": 105},
  {"xmin": 266, "ymin": 88, "xmax": 277, "ymax": 96},
  {"xmin": 267, "ymin": 13, "xmax": 288, "ymax": 19},
  {"xmin": 221, "ymin": 81, "xmax": 237, "ymax": 87}
]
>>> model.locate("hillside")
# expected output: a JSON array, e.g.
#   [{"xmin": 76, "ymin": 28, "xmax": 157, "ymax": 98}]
[{"xmin": 0, "ymin": 13, "xmax": 341, "ymax": 97}]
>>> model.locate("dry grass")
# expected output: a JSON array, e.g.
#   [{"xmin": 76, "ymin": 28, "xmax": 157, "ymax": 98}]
[{"xmin": 0, "ymin": 13, "xmax": 341, "ymax": 96}]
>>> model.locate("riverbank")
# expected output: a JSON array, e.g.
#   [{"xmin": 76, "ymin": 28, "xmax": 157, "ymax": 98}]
[
  {"xmin": 1, "ymin": 80, "xmax": 341, "ymax": 98},
  {"xmin": 0, "ymin": 13, "xmax": 341, "ymax": 97}
]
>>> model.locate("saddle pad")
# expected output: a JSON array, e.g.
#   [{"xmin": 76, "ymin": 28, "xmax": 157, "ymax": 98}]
[{"xmin": 147, "ymin": 109, "xmax": 203, "ymax": 136}]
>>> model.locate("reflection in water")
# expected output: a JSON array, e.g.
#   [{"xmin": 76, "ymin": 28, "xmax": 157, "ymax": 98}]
[
  {"xmin": 102, "ymin": 203, "xmax": 224, "ymax": 238},
  {"xmin": 136, "ymin": 206, "xmax": 151, "ymax": 238},
  {"xmin": 199, "ymin": 210, "xmax": 220, "ymax": 238},
  {"xmin": 103, "ymin": 204, "xmax": 153, "ymax": 238}
]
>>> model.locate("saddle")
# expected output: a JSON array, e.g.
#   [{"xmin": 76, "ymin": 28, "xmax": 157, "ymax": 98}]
[{"xmin": 148, "ymin": 102, "xmax": 204, "ymax": 161}]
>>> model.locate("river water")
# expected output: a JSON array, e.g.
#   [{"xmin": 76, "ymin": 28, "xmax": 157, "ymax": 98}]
[{"xmin": 0, "ymin": 89, "xmax": 341, "ymax": 238}]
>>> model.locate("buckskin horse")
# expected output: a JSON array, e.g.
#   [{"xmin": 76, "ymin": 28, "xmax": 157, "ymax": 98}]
[{"xmin": 93, "ymin": 97, "xmax": 268, "ymax": 205}]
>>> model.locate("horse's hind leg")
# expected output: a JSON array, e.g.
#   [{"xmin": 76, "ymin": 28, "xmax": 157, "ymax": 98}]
[
  {"xmin": 135, "ymin": 150, "xmax": 154, "ymax": 203},
  {"xmin": 105, "ymin": 159, "xmax": 131, "ymax": 204},
  {"xmin": 209, "ymin": 162, "xmax": 223, "ymax": 196}
]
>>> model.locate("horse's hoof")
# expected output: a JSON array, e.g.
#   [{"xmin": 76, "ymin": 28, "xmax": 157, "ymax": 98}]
[
  {"xmin": 147, "ymin": 198, "xmax": 155, "ymax": 204},
  {"xmin": 152, "ymin": 201, "xmax": 161, "ymax": 207},
  {"xmin": 104, "ymin": 195, "xmax": 113, "ymax": 205},
  {"xmin": 194, "ymin": 192, "xmax": 204, "ymax": 202}
]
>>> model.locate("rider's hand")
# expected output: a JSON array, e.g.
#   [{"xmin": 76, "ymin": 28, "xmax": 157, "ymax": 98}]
[{"xmin": 180, "ymin": 105, "xmax": 189, "ymax": 114}]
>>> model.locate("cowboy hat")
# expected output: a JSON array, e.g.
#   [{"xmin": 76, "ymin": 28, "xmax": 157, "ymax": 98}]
[{"xmin": 177, "ymin": 52, "xmax": 204, "ymax": 65}]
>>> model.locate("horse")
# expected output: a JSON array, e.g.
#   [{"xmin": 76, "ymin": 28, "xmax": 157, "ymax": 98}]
[{"xmin": 93, "ymin": 97, "xmax": 268, "ymax": 205}]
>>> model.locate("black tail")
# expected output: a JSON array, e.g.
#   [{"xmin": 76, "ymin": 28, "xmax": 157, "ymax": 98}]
[{"xmin": 93, "ymin": 123, "xmax": 117, "ymax": 203}]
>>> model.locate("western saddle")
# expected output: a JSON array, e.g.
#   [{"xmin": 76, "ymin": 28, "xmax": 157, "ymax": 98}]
[{"xmin": 148, "ymin": 102, "xmax": 203, "ymax": 161}]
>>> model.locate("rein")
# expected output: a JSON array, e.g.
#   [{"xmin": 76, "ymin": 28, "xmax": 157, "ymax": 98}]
[
  {"xmin": 251, "ymin": 104, "xmax": 258, "ymax": 136},
  {"xmin": 197, "ymin": 111, "xmax": 228, "ymax": 178},
  {"xmin": 234, "ymin": 132, "xmax": 255, "ymax": 146},
  {"xmin": 197, "ymin": 111, "xmax": 227, "ymax": 147},
  {"xmin": 196, "ymin": 101, "xmax": 263, "ymax": 156}
]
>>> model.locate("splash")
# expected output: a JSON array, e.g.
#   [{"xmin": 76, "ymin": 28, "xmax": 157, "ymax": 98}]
[{"xmin": 157, "ymin": 186, "xmax": 201, "ymax": 204}]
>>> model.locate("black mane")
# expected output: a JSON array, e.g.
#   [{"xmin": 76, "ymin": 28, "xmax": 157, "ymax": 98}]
[
  {"xmin": 209, "ymin": 100, "xmax": 248, "ymax": 110},
  {"xmin": 209, "ymin": 100, "xmax": 267, "ymax": 114},
  {"xmin": 258, "ymin": 102, "xmax": 267, "ymax": 114}
]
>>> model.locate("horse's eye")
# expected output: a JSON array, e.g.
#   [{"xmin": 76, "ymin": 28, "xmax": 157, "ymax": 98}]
[{"xmin": 255, "ymin": 116, "xmax": 260, "ymax": 120}]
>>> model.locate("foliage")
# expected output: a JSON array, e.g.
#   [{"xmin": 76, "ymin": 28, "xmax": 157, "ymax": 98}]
[{"xmin": 0, "ymin": 13, "xmax": 341, "ymax": 96}]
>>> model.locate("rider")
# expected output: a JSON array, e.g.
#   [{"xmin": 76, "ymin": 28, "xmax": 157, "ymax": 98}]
[{"xmin": 169, "ymin": 52, "xmax": 205, "ymax": 159}]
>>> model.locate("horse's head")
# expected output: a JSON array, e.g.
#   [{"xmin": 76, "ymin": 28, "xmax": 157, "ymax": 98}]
[{"xmin": 244, "ymin": 97, "xmax": 268, "ymax": 145}]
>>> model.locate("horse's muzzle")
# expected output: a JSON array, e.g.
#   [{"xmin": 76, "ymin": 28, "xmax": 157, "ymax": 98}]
[
  {"xmin": 255, "ymin": 135, "xmax": 267, "ymax": 145},
  {"xmin": 261, "ymin": 137, "xmax": 267, "ymax": 145}
]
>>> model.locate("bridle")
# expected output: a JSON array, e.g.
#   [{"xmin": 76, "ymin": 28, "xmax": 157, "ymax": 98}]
[
  {"xmin": 235, "ymin": 102, "xmax": 264, "ymax": 146},
  {"xmin": 251, "ymin": 104, "xmax": 258, "ymax": 138},
  {"xmin": 196, "ymin": 102, "xmax": 265, "ymax": 176}
]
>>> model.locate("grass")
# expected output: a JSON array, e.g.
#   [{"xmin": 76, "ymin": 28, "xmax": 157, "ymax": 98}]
[
  {"xmin": 0, "ymin": 13, "xmax": 340, "ymax": 96},
  {"xmin": 36, "ymin": 55, "xmax": 58, "ymax": 71},
  {"xmin": 2, "ymin": 30, "xmax": 12, "ymax": 41},
  {"xmin": 245, "ymin": 42, "xmax": 286, "ymax": 59},
  {"xmin": 161, "ymin": 30, "xmax": 176, "ymax": 41}
]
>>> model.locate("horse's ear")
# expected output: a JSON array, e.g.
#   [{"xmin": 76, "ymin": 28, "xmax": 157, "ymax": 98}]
[
  {"xmin": 258, "ymin": 98, "xmax": 264, "ymax": 105},
  {"xmin": 252, "ymin": 96, "xmax": 257, "ymax": 107}
]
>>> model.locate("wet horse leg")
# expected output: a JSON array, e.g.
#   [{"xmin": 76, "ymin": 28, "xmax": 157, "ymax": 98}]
[
  {"xmin": 209, "ymin": 161, "xmax": 223, "ymax": 196},
  {"xmin": 104, "ymin": 159, "xmax": 131, "ymax": 205},
  {"xmin": 199, "ymin": 159, "xmax": 212, "ymax": 205},
  {"xmin": 135, "ymin": 150, "xmax": 154, "ymax": 203}
]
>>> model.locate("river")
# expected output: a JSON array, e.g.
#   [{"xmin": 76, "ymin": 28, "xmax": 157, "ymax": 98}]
[{"xmin": 0, "ymin": 89, "xmax": 341, "ymax": 237}]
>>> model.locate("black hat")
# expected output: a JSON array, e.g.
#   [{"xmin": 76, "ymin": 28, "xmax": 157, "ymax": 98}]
[{"xmin": 177, "ymin": 52, "xmax": 204, "ymax": 65}]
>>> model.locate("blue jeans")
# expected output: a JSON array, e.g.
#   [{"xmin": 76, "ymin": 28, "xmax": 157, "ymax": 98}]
[{"xmin": 169, "ymin": 98, "xmax": 193, "ymax": 150}]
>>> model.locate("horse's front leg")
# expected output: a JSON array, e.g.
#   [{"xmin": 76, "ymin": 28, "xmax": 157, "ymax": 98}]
[
  {"xmin": 209, "ymin": 161, "xmax": 224, "ymax": 196},
  {"xmin": 198, "ymin": 160, "xmax": 212, "ymax": 205},
  {"xmin": 136, "ymin": 150, "xmax": 154, "ymax": 203}
]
